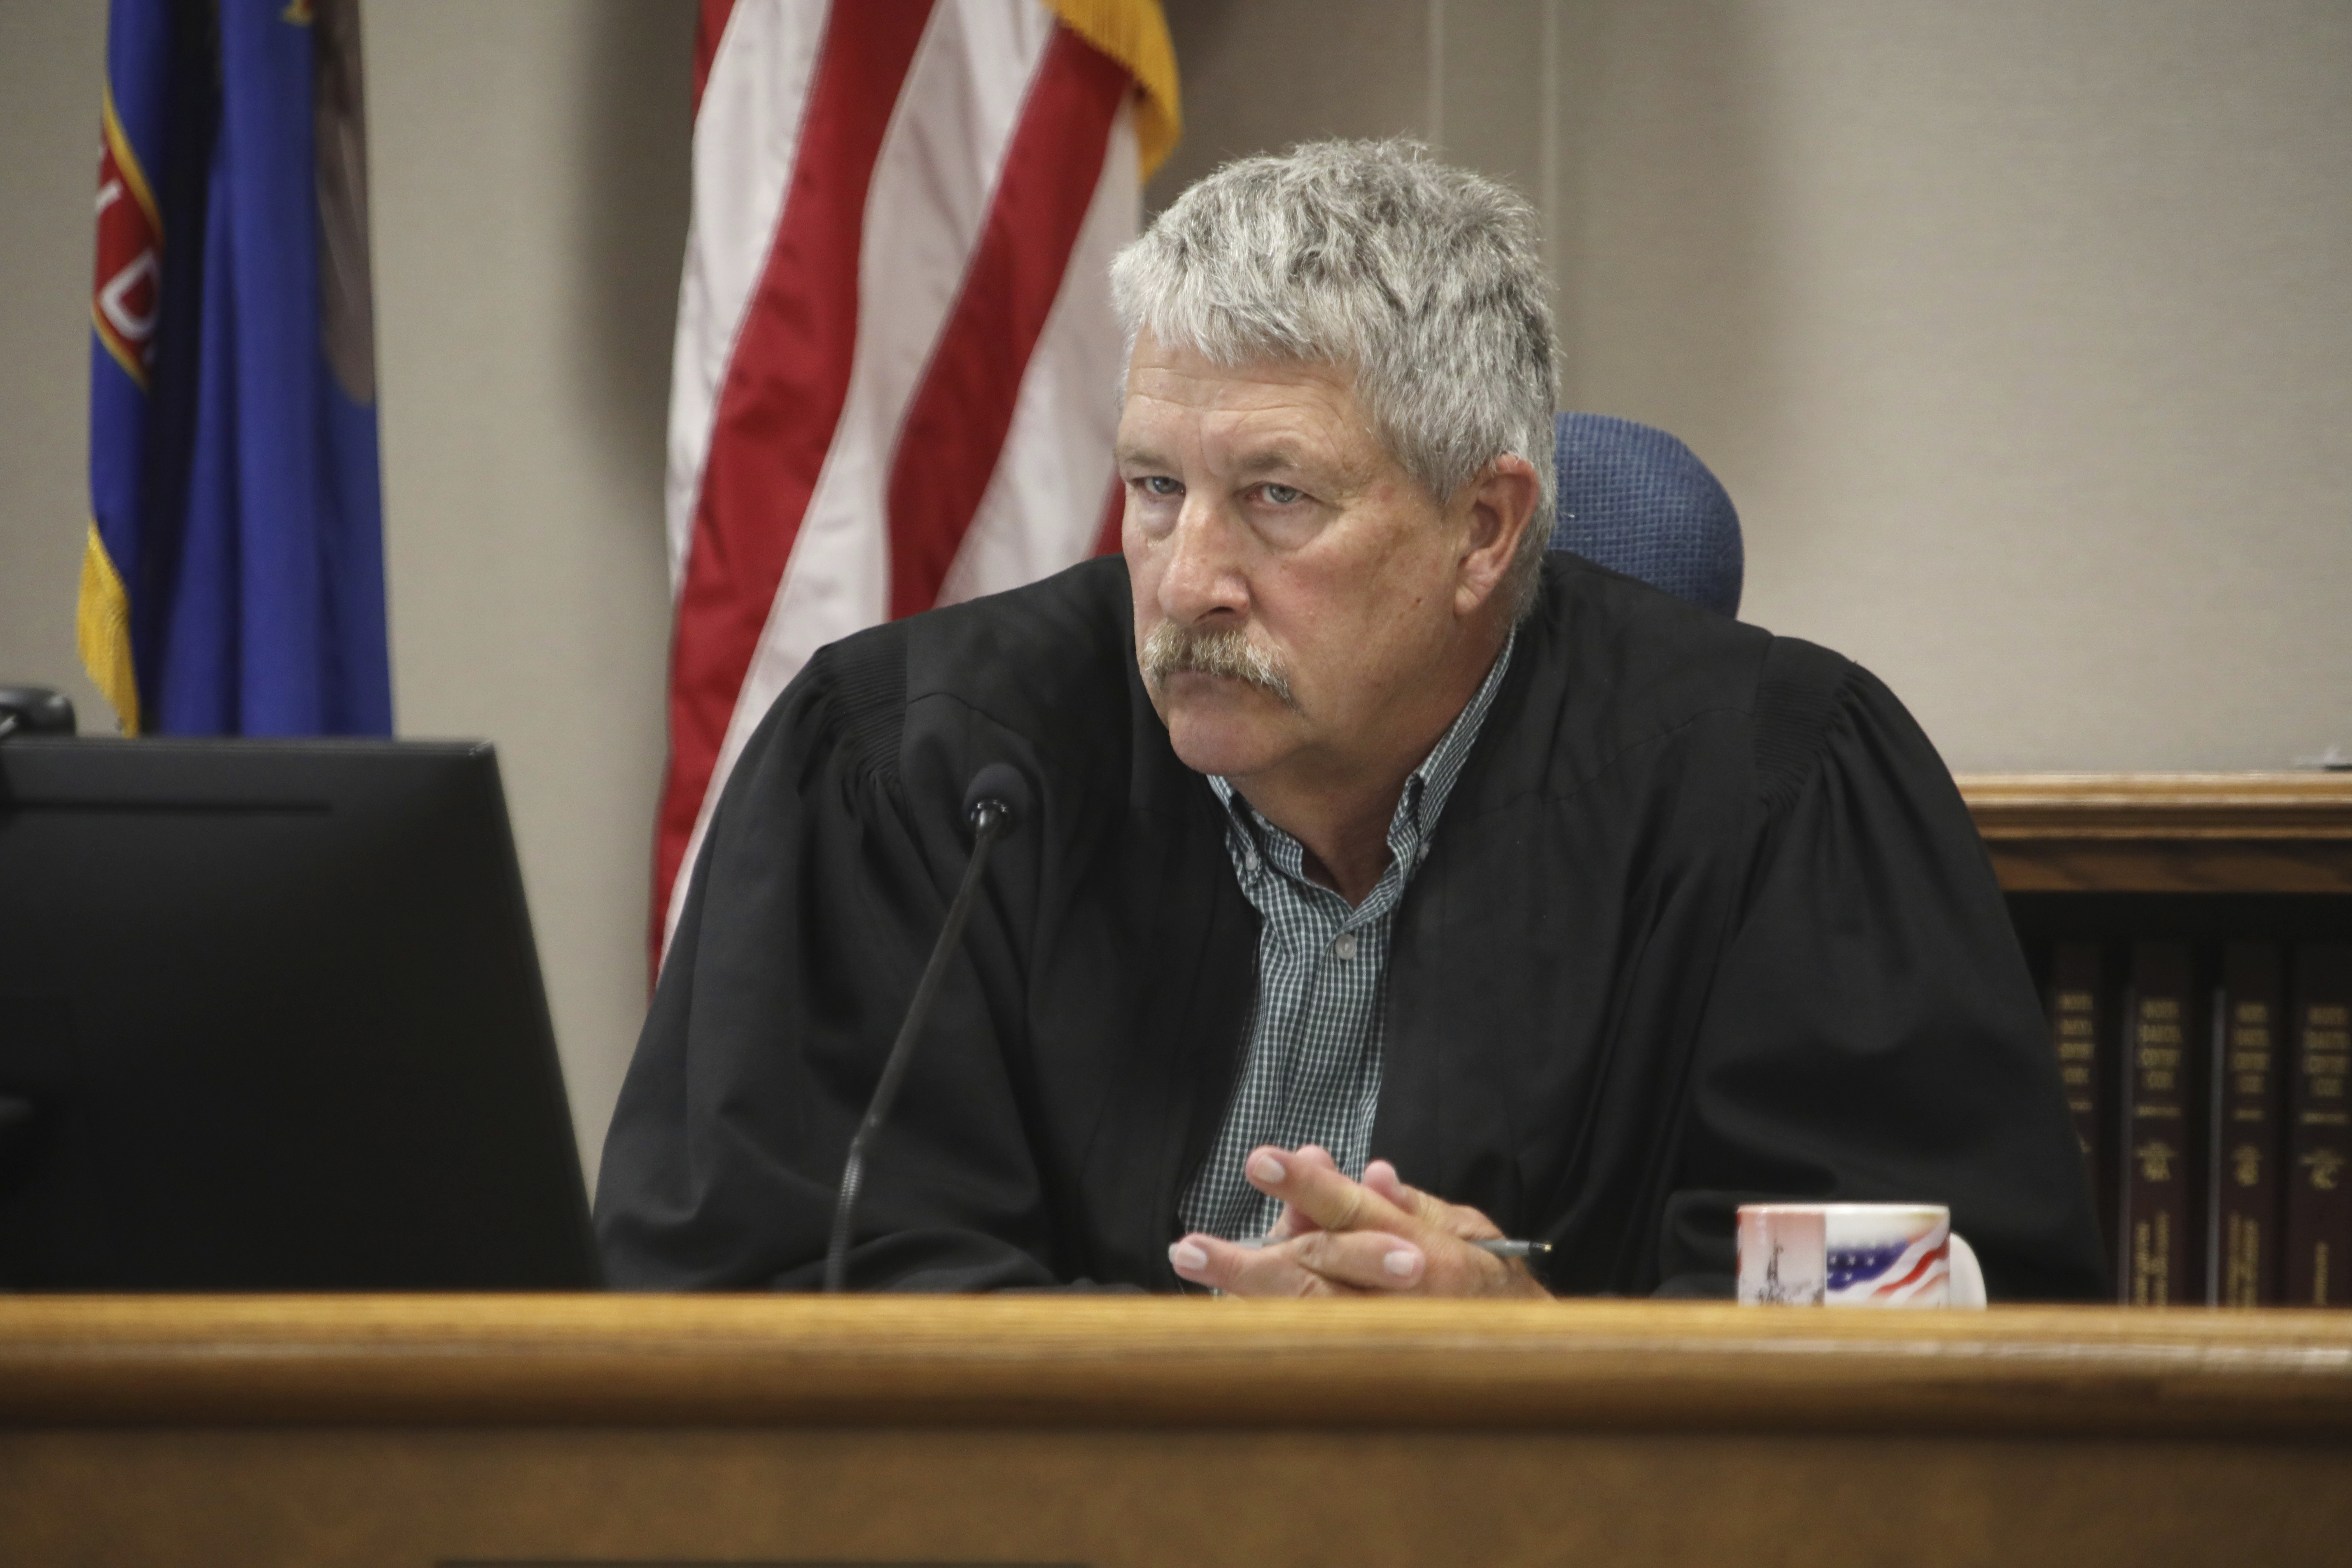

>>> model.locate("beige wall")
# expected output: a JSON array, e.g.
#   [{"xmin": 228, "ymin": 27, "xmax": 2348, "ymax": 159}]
[
  {"xmin": 4, "ymin": 0, "xmax": 2347, "ymax": 1188},
  {"xmin": 363, "ymin": 4, "xmax": 691, "ymax": 1187},
  {"xmin": 0, "ymin": 1, "xmax": 111, "ymax": 729},
  {"xmin": 1550, "ymin": 0, "xmax": 2352, "ymax": 771}
]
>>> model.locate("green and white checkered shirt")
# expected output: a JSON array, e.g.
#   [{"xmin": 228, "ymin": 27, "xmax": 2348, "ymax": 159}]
[{"xmin": 1179, "ymin": 632, "xmax": 1517, "ymax": 1241}]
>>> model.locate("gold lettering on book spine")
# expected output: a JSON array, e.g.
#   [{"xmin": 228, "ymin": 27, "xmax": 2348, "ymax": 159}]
[
  {"xmin": 2052, "ymin": 989, "xmax": 2098, "ymax": 1139},
  {"xmin": 2131, "ymin": 1212, "xmax": 2172, "ymax": 1306},
  {"xmin": 2225, "ymin": 1213, "xmax": 2262, "ymax": 1308}
]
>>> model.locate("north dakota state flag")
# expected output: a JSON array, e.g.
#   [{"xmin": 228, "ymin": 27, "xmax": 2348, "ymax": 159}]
[{"xmin": 83, "ymin": 0, "xmax": 391, "ymax": 736}]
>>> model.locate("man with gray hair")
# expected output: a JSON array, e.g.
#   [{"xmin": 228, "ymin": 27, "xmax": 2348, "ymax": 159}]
[{"xmin": 597, "ymin": 141, "xmax": 2104, "ymax": 1301}]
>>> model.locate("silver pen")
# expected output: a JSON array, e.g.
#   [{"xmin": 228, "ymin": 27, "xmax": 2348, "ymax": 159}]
[{"xmin": 1232, "ymin": 1236, "xmax": 1550, "ymax": 1259}]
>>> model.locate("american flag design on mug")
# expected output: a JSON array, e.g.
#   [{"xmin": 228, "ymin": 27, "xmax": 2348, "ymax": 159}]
[{"xmin": 1737, "ymin": 1203, "xmax": 1952, "ymax": 1308}]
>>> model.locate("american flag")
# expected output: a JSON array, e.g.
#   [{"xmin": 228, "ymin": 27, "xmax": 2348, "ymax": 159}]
[
  {"xmin": 652, "ymin": 0, "xmax": 1178, "ymax": 964},
  {"xmin": 1826, "ymin": 1217, "xmax": 1951, "ymax": 1304}
]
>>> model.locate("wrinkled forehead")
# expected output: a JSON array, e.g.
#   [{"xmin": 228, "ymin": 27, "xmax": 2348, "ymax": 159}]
[
  {"xmin": 1115, "ymin": 346, "xmax": 1399, "ymax": 487},
  {"xmin": 1122, "ymin": 326, "xmax": 1356, "ymax": 402},
  {"xmin": 1120, "ymin": 331, "xmax": 1371, "ymax": 442}
]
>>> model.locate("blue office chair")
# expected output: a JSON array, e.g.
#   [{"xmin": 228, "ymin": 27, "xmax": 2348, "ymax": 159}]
[{"xmin": 1549, "ymin": 412, "xmax": 1743, "ymax": 618}]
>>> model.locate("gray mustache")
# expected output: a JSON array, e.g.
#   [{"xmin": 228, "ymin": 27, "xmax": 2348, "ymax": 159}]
[{"xmin": 1139, "ymin": 623, "xmax": 1298, "ymax": 710}]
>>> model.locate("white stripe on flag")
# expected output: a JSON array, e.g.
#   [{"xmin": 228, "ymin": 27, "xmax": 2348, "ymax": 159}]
[
  {"xmin": 940, "ymin": 100, "xmax": 1136, "ymax": 605},
  {"xmin": 665, "ymin": 0, "xmax": 832, "ymax": 593}
]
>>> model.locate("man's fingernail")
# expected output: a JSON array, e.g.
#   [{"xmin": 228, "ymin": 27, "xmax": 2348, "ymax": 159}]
[
  {"xmin": 1384, "ymin": 1248, "xmax": 1421, "ymax": 1278},
  {"xmin": 1169, "ymin": 1241, "xmax": 1209, "ymax": 1272},
  {"xmin": 1248, "ymin": 1152, "xmax": 1286, "ymax": 1185}
]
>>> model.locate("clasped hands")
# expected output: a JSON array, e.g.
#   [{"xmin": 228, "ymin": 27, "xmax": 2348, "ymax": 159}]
[{"xmin": 1167, "ymin": 1144, "xmax": 1550, "ymax": 1298}]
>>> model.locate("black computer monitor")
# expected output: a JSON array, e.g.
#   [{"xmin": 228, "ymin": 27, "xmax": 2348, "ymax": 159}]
[{"xmin": 0, "ymin": 737, "xmax": 598, "ymax": 1289}]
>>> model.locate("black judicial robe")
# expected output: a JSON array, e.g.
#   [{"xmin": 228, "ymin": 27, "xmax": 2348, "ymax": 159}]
[{"xmin": 596, "ymin": 554, "xmax": 2108, "ymax": 1299}]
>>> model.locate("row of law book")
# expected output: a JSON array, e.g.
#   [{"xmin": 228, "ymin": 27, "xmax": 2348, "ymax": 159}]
[{"xmin": 2043, "ymin": 939, "xmax": 2351, "ymax": 1307}]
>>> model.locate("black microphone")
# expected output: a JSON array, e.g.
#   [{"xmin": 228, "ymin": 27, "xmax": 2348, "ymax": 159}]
[{"xmin": 823, "ymin": 762, "xmax": 1031, "ymax": 1292}]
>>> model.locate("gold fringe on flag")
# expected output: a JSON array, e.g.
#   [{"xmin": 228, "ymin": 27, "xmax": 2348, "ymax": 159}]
[
  {"xmin": 76, "ymin": 520, "xmax": 140, "ymax": 735},
  {"xmin": 1044, "ymin": 0, "xmax": 1182, "ymax": 178}
]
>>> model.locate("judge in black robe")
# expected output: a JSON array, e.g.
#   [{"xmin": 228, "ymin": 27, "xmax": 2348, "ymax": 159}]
[{"xmin": 595, "ymin": 551, "xmax": 2108, "ymax": 1299}]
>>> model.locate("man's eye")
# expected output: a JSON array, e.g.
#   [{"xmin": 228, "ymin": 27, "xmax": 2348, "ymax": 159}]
[
  {"xmin": 1136, "ymin": 475, "xmax": 1183, "ymax": 498},
  {"xmin": 1260, "ymin": 483, "xmax": 1302, "ymax": 505}
]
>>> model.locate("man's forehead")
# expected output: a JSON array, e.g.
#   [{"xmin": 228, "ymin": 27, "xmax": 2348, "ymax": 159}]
[
  {"xmin": 1125, "ymin": 330, "xmax": 1356, "ymax": 409},
  {"xmin": 1116, "ymin": 383, "xmax": 1362, "ymax": 480},
  {"xmin": 1116, "ymin": 332, "xmax": 1399, "ymax": 486}
]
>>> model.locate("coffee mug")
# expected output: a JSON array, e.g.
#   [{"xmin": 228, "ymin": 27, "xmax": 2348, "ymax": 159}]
[{"xmin": 1737, "ymin": 1203, "xmax": 1981, "ymax": 1308}]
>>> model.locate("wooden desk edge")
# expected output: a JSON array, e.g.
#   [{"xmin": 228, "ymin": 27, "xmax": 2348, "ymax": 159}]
[
  {"xmin": 6, "ymin": 1296, "xmax": 2352, "ymax": 1440},
  {"xmin": 1959, "ymin": 772, "xmax": 2352, "ymax": 840}
]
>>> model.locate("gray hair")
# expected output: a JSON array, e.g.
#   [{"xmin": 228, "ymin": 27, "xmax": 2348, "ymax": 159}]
[{"xmin": 1110, "ymin": 139, "xmax": 1558, "ymax": 618}]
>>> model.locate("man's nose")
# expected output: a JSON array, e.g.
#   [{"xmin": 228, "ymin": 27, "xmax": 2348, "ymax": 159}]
[{"xmin": 1156, "ymin": 494, "xmax": 1249, "ymax": 624}]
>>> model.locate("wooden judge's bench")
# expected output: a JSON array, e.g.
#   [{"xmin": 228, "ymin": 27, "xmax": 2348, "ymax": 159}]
[
  {"xmin": 8, "ymin": 776, "xmax": 2350, "ymax": 1564},
  {"xmin": 4, "ymin": 1295, "xmax": 2352, "ymax": 1567}
]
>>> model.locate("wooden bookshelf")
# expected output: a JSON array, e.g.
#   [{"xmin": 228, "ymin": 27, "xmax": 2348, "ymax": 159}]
[{"xmin": 1959, "ymin": 772, "xmax": 2352, "ymax": 894}]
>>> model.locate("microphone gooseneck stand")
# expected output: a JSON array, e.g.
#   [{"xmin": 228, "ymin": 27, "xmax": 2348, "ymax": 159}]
[{"xmin": 823, "ymin": 764, "xmax": 1026, "ymax": 1293}]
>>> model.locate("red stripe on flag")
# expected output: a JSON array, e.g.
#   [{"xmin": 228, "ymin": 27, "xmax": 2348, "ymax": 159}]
[
  {"xmin": 654, "ymin": 0, "xmax": 936, "ymax": 965},
  {"xmin": 882, "ymin": 27, "xmax": 1129, "ymax": 620},
  {"xmin": 1092, "ymin": 471, "xmax": 1125, "ymax": 557},
  {"xmin": 1869, "ymin": 1247, "xmax": 1944, "ymax": 1300},
  {"xmin": 691, "ymin": 0, "xmax": 740, "ymax": 116}
]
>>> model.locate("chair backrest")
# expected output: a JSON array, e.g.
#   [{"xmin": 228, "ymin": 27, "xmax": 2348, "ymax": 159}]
[{"xmin": 1549, "ymin": 412, "xmax": 1743, "ymax": 617}]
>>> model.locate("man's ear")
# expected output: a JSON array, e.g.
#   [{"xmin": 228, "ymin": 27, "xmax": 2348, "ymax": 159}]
[{"xmin": 1453, "ymin": 453, "xmax": 1541, "ymax": 617}]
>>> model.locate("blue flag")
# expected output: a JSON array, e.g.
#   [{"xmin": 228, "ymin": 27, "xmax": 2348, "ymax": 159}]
[{"xmin": 82, "ymin": 0, "xmax": 391, "ymax": 736}]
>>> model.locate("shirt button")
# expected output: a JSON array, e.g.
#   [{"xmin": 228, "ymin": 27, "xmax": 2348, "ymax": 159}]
[{"xmin": 1333, "ymin": 933, "xmax": 1358, "ymax": 961}]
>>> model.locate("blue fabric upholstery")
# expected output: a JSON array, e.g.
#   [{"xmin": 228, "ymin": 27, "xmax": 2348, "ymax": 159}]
[{"xmin": 1549, "ymin": 412, "xmax": 1743, "ymax": 617}]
